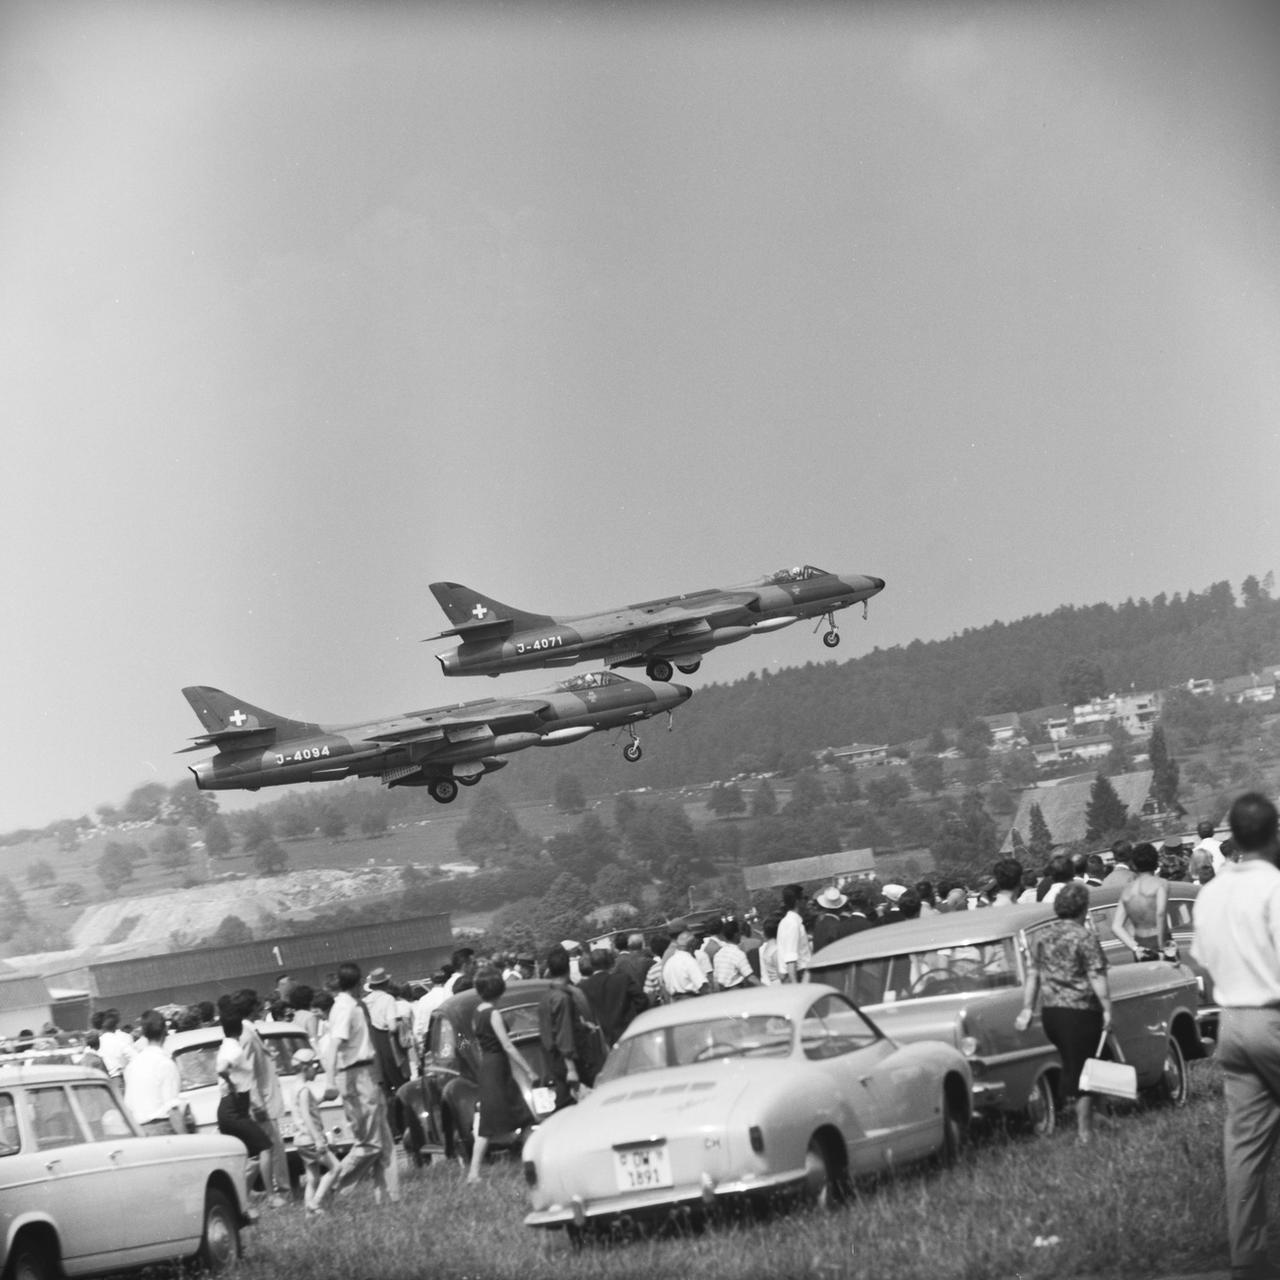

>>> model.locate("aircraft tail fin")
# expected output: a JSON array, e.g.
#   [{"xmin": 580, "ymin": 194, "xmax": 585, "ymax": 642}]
[
  {"xmin": 179, "ymin": 686, "xmax": 321, "ymax": 751},
  {"xmin": 427, "ymin": 581, "xmax": 554, "ymax": 639}
]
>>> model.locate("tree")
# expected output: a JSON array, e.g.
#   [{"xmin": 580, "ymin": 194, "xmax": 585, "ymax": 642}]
[
  {"xmin": 317, "ymin": 804, "xmax": 348, "ymax": 840},
  {"xmin": 750, "ymin": 779, "xmax": 778, "ymax": 818},
  {"xmin": 1028, "ymin": 803, "xmax": 1054, "ymax": 861},
  {"xmin": 1059, "ymin": 657, "xmax": 1106, "ymax": 707},
  {"xmin": 705, "ymin": 782, "xmax": 746, "ymax": 819},
  {"xmin": 276, "ymin": 801, "xmax": 315, "ymax": 840},
  {"xmin": 123, "ymin": 782, "xmax": 169, "ymax": 824},
  {"xmin": 911, "ymin": 754, "xmax": 946, "ymax": 796},
  {"xmin": 956, "ymin": 718, "xmax": 993, "ymax": 759},
  {"xmin": 359, "ymin": 807, "xmax": 389, "ymax": 838},
  {"xmin": 931, "ymin": 792, "xmax": 999, "ymax": 884},
  {"xmin": 456, "ymin": 791, "xmax": 522, "ymax": 860},
  {"xmin": 26, "ymin": 860, "xmax": 55, "ymax": 889},
  {"xmin": 203, "ymin": 814, "xmax": 233, "ymax": 859},
  {"xmin": 553, "ymin": 774, "xmax": 587, "ymax": 815},
  {"xmin": 52, "ymin": 819, "xmax": 80, "ymax": 853},
  {"xmin": 210, "ymin": 915, "xmax": 254, "ymax": 946},
  {"xmin": 165, "ymin": 781, "xmax": 218, "ymax": 829},
  {"xmin": 1085, "ymin": 773, "xmax": 1129, "ymax": 842},
  {"xmin": 253, "ymin": 836, "xmax": 289, "ymax": 876},
  {"xmin": 866, "ymin": 772, "xmax": 911, "ymax": 814},
  {"xmin": 154, "ymin": 825, "xmax": 191, "ymax": 872},
  {"xmin": 97, "ymin": 843, "xmax": 139, "ymax": 894},
  {"xmin": 1149, "ymin": 725, "xmax": 1182, "ymax": 814},
  {"xmin": 538, "ymin": 872, "xmax": 593, "ymax": 944},
  {"xmin": 240, "ymin": 811, "xmax": 273, "ymax": 853}
]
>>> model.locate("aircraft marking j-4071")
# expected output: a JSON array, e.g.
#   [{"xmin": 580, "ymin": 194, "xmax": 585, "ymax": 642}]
[
  {"xmin": 178, "ymin": 672, "xmax": 691, "ymax": 804},
  {"xmin": 427, "ymin": 565, "xmax": 885, "ymax": 682}
]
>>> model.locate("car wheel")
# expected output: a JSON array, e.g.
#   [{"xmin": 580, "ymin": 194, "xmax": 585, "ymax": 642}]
[
  {"xmin": 939, "ymin": 1093, "xmax": 965, "ymax": 1168},
  {"xmin": 4, "ymin": 1233, "xmax": 57, "ymax": 1280},
  {"xmin": 1025, "ymin": 1071, "xmax": 1056, "ymax": 1138},
  {"xmin": 196, "ymin": 1187, "xmax": 241, "ymax": 1273},
  {"xmin": 803, "ymin": 1134, "xmax": 848, "ymax": 1210},
  {"xmin": 1155, "ymin": 1035, "xmax": 1189, "ymax": 1108}
]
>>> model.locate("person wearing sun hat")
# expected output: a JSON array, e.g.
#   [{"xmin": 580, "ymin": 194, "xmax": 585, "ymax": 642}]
[{"xmin": 813, "ymin": 885, "xmax": 853, "ymax": 951}]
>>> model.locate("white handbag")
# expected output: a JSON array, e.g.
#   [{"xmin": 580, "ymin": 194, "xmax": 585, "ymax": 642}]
[{"xmin": 1078, "ymin": 1029, "xmax": 1138, "ymax": 1100}]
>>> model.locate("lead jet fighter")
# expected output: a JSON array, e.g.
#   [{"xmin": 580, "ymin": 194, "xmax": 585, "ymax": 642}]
[
  {"xmin": 179, "ymin": 671, "xmax": 690, "ymax": 804},
  {"xmin": 428, "ymin": 565, "xmax": 885, "ymax": 682}
]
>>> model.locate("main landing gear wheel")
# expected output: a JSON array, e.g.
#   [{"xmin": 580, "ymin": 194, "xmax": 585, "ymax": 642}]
[
  {"xmin": 676, "ymin": 661, "xmax": 701, "ymax": 674},
  {"xmin": 822, "ymin": 630, "xmax": 840, "ymax": 648},
  {"xmin": 457, "ymin": 775, "xmax": 481, "ymax": 787},
  {"xmin": 429, "ymin": 779, "xmax": 459, "ymax": 804},
  {"xmin": 646, "ymin": 659, "xmax": 674, "ymax": 682},
  {"xmin": 623, "ymin": 742, "xmax": 643, "ymax": 763}
]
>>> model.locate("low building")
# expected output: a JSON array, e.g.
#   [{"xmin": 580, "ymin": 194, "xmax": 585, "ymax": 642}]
[
  {"xmin": 742, "ymin": 848, "xmax": 876, "ymax": 893},
  {"xmin": 1219, "ymin": 672, "xmax": 1278, "ymax": 705},
  {"xmin": 0, "ymin": 970, "xmax": 54, "ymax": 1040},
  {"xmin": 828, "ymin": 743, "xmax": 888, "ymax": 768}
]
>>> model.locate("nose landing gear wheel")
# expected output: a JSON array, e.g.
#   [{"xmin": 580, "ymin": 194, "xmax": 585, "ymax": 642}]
[
  {"xmin": 623, "ymin": 742, "xmax": 642, "ymax": 763},
  {"xmin": 822, "ymin": 630, "xmax": 840, "ymax": 648}
]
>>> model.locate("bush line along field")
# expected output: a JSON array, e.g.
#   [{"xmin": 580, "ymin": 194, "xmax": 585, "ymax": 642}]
[{"xmin": 228, "ymin": 1062, "xmax": 1243, "ymax": 1280}]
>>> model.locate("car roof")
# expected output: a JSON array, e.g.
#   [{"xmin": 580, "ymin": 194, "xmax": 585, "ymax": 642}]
[
  {"xmin": 808, "ymin": 904, "xmax": 1054, "ymax": 967},
  {"xmin": 0, "ymin": 1062, "xmax": 107, "ymax": 1086},
  {"xmin": 621, "ymin": 982, "xmax": 843, "ymax": 1038},
  {"xmin": 166, "ymin": 1022, "xmax": 312, "ymax": 1050},
  {"xmin": 436, "ymin": 978, "xmax": 558, "ymax": 1021}
]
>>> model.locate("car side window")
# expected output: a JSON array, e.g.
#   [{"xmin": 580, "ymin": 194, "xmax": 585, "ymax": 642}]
[
  {"xmin": 72, "ymin": 1082, "xmax": 134, "ymax": 1141},
  {"xmin": 1168, "ymin": 899, "xmax": 1194, "ymax": 931},
  {"xmin": 801, "ymin": 995, "xmax": 878, "ymax": 1060},
  {"xmin": 1089, "ymin": 908, "xmax": 1118, "ymax": 944},
  {"xmin": 0, "ymin": 1094, "xmax": 19, "ymax": 1155},
  {"xmin": 28, "ymin": 1087, "xmax": 83, "ymax": 1150}
]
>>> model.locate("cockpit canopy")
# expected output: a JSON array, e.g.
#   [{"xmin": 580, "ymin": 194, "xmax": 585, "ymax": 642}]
[
  {"xmin": 769, "ymin": 565, "xmax": 828, "ymax": 584},
  {"xmin": 560, "ymin": 671, "xmax": 630, "ymax": 692}
]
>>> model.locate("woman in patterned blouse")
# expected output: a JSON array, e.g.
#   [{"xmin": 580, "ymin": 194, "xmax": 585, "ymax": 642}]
[{"xmin": 1014, "ymin": 881, "xmax": 1113, "ymax": 1144}]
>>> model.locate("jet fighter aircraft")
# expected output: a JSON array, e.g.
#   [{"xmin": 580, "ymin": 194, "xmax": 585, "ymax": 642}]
[
  {"xmin": 179, "ymin": 671, "xmax": 691, "ymax": 804},
  {"xmin": 428, "ymin": 565, "xmax": 885, "ymax": 682}
]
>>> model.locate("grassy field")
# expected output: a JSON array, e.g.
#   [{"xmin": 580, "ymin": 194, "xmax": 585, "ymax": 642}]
[{"xmin": 218, "ymin": 1060, "xmax": 1247, "ymax": 1280}]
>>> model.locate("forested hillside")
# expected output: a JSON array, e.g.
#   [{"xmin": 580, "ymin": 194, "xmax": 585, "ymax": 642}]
[{"xmin": 501, "ymin": 575, "xmax": 1280, "ymax": 800}]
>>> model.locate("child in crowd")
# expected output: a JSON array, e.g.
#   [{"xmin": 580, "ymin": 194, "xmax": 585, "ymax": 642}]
[{"xmin": 291, "ymin": 1047, "xmax": 339, "ymax": 1213}]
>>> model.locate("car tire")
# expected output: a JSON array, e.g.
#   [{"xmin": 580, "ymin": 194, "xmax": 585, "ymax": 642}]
[
  {"xmin": 1154, "ymin": 1035, "xmax": 1189, "ymax": 1108},
  {"xmin": 1025, "ymin": 1071, "xmax": 1057, "ymax": 1138},
  {"xmin": 195, "ymin": 1187, "xmax": 241, "ymax": 1273},
  {"xmin": 939, "ymin": 1092, "xmax": 965, "ymax": 1168},
  {"xmin": 4, "ymin": 1233, "xmax": 57, "ymax": 1280},
  {"xmin": 803, "ymin": 1134, "xmax": 849, "ymax": 1210}
]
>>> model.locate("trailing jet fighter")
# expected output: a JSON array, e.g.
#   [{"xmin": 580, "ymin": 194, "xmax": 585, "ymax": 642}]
[
  {"xmin": 179, "ymin": 671, "xmax": 691, "ymax": 804},
  {"xmin": 428, "ymin": 565, "xmax": 885, "ymax": 682}
]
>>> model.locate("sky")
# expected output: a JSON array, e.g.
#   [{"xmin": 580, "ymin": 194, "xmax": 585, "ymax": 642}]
[{"xmin": 2, "ymin": 0, "xmax": 1277, "ymax": 832}]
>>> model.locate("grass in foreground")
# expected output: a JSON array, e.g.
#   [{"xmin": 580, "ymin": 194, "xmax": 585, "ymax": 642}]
[{"xmin": 225, "ymin": 1061, "xmax": 1251, "ymax": 1280}]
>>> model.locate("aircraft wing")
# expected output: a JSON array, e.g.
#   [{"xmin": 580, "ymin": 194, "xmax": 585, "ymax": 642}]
[{"xmin": 357, "ymin": 695, "xmax": 552, "ymax": 746}]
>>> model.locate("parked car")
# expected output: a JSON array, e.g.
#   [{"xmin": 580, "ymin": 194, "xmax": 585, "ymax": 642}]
[
  {"xmin": 167, "ymin": 1023, "xmax": 351, "ymax": 1162},
  {"xmin": 410, "ymin": 980, "xmax": 588, "ymax": 1163},
  {"xmin": 0, "ymin": 1060, "xmax": 254, "ymax": 1278},
  {"xmin": 1086, "ymin": 881, "xmax": 1217, "ymax": 1037},
  {"xmin": 806, "ymin": 901, "xmax": 1205, "ymax": 1137},
  {"xmin": 522, "ymin": 983, "xmax": 971, "ymax": 1234}
]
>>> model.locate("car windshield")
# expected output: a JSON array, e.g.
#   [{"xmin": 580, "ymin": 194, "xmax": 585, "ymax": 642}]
[
  {"xmin": 815, "ymin": 938, "xmax": 1020, "ymax": 1005},
  {"xmin": 500, "ymin": 1004, "xmax": 541, "ymax": 1039},
  {"xmin": 261, "ymin": 1033, "xmax": 308, "ymax": 1076},
  {"xmin": 599, "ymin": 1014, "xmax": 793, "ymax": 1083}
]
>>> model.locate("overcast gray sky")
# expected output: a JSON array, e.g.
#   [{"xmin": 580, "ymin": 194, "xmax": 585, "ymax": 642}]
[{"xmin": 2, "ymin": 0, "xmax": 1277, "ymax": 832}]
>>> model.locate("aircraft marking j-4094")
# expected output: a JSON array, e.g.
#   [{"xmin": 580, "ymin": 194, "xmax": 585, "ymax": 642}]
[
  {"xmin": 178, "ymin": 671, "xmax": 691, "ymax": 804},
  {"xmin": 427, "ymin": 565, "xmax": 885, "ymax": 682}
]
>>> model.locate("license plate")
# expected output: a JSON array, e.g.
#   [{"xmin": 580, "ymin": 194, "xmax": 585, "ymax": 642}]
[
  {"xmin": 614, "ymin": 1145, "xmax": 672, "ymax": 1193},
  {"xmin": 531, "ymin": 1087, "xmax": 557, "ymax": 1117},
  {"xmin": 277, "ymin": 1115, "xmax": 297, "ymax": 1141}
]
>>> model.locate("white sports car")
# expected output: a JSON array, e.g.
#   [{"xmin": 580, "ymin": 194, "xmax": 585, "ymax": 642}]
[{"xmin": 522, "ymin": 983, "xmax": 971, "ymax": 1233}]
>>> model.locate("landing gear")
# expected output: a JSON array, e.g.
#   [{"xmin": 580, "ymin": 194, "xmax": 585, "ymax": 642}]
[
  {"xmin": 623, "ymin": 724, "xmax": 643, "ymax": 763},
  {"xmin": 457, "ymin": 775, "xmax": 481, "ymax": 787},
  {"xmin": 676, "ymin": 660, "xmax": 701, "ymax": 675},
  {"xmin": 822, "ymin": 630, "xmax": 840, "ymax": 648},
  {"xmin": 646, "ymin": 658, "xmax": 674, "ymax": 683},
  {"xmin": 429, "ymin": 779, "xmax": 458, "ymax": 804}
]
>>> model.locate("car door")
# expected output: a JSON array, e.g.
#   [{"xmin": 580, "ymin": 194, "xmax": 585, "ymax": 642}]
[
  {"xmin": 21, "ymin": 1083, "xmax": 124, "ymax": 1270},
  {"xmin": 801, "ymin": 994, "xmax": 928, "ymax": 1170},
  {"xmin": 67, "ymin": 1078, "xmax": 191, "ymax": 1266}
]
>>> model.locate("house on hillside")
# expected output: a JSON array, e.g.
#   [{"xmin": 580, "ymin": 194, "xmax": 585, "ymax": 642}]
[
  {"xmin": 1032, "ymin": 734, "xmax": 1112, "ymax": 765},
  {"xmin": 829, "ymin": 743, "xmax": 888, "ymax": 768},
  {"xmin": 1001, "ymin": 769, "xmax": 1156, "ymax": 855},
  {"xmin": 1219, "ymin": 671, "xmax": 1279, "ymax": 705},
  {"xmin": 979, "ymin": 713, "xmax": 1024, "ymax": 750},
  {"xmin": 1070, "ymin": 692, "xmax": 1162, "ymax": 737}
]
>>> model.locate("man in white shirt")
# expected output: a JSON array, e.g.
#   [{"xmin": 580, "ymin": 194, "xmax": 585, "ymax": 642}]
[
  {"xmin": 662, "ymin": 932, "xmax": 708, "ymax": 1000},
  {"xmin": 776, "ymin": 885, "xmax": 811, "ymax": 982},
  {"xmin": 328, "ymin": 962, "xmax": 399, "ymax": 1203},
  {"xmin": 711, "ymin": 920, "xmax": 756, "ymax": 991},
  {"xmin": 97, "ymin": 1010, "xmax": 135, "ymax": 1079},
  {"xmin": 1189, "ymin": 819, "xmax": 1225, "ymax": 881},
  {"xmin": 123, "ymin": 1010, "xmax": 182, "ymax": 1135},
  {"xmin": 1191, "ymin": 792, "xmax": 1280, "ymax": 1280}
]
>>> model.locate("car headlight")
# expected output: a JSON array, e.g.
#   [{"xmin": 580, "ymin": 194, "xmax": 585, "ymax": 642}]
[{"xmin": 956, "ymin": 1013, "xmax": 979, "ymax": 1058}]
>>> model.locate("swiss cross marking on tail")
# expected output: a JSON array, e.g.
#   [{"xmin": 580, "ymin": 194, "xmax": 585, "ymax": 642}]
[
  {"xmin": 471, "ymin": 604, "xmax": 489, "ymax": 620},
  {"xmin": 229, "ymin": 710, "xmax": 248, "ymax": 727}
]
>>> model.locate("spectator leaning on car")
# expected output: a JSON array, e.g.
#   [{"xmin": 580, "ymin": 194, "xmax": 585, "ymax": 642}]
[{"xmin": 123, "ymin": 1009, "xmax": 184, "ymax": 1135}]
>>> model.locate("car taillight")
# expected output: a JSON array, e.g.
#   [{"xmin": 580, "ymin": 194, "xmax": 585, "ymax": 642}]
[
  {"xmin": 748, "ymin": 1125, "xmax": 764, "ymax": 1154},
  {"xmin": 523, "ymin": 1160, "xmax": 538, "ymax": 1187}
]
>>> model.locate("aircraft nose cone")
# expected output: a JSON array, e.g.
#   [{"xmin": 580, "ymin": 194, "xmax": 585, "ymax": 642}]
[{"xmin": 846, "ymin": 573, "xmax": 885, "ymax": 597}]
